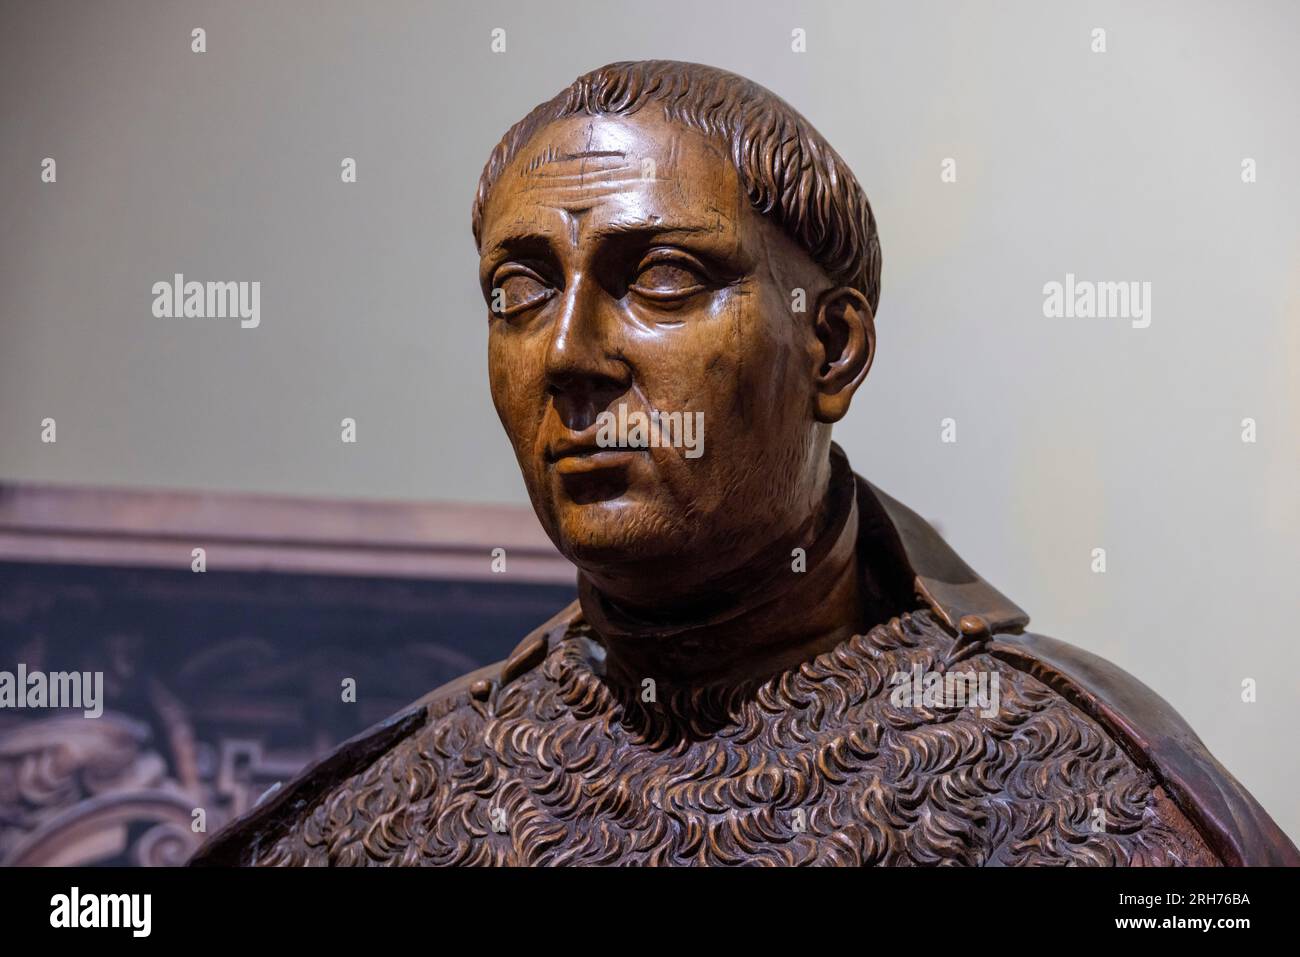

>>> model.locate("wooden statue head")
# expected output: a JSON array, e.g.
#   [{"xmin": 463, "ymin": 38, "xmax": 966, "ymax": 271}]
[{"xmin": 473, "ymin": 61, "xmax": 881, "ymax": 612}]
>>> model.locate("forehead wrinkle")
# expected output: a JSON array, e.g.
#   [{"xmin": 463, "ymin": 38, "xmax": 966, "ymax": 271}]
[
  {"xmin": 525, "ymin": 173, "xmax": 650, "ymax": 197},
  {"xmin": 485, "ymin": 117, "xmax": 747, "ymax": 254},
  {"xmin": 527, "ymin": 158, "xmax": 635, "ymax": 181},
  {"xmin": 520, "ymin": 145, "xmax": 627, "ymax": 174},
  {"xmin": 551, "ymin": 149, "xmax": 626, "ymax": 163},
  {"xmin": 526, "ymin": 184, "xmax": 637, "ymax": 216},
  {"xmin": 517, "ymin": 152, "xmax": 642, "ymax": 210}
]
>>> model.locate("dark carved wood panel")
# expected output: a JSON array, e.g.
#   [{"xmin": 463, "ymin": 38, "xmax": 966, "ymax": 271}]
[{"xmin": 0, "ymin": 561, "xmax": 575, "ymax": 866}]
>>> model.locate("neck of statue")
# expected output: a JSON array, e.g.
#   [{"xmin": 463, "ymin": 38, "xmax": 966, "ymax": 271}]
[{"xmin": 577, "ymin": 448, "xmax": 868, "ymax": 687}]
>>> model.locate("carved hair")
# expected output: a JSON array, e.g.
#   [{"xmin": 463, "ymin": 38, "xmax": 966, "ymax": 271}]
[{"xmin": 471, "ymin": 60, "xmax": 884, "ymax": 313}]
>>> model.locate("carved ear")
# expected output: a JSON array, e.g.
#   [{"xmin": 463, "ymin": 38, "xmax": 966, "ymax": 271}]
[{"xmin": 812, "ymin": 287, "xmax": 876, "ymax": 423}]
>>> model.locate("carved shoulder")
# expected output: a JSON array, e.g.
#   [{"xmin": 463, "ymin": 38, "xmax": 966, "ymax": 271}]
[{"xmin": 987, "ymin": 629, "xmax": 1300, "ymax": 866}]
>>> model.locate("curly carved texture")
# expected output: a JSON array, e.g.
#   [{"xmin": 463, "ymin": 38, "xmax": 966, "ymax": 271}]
[{"xmin": 253, "ymin": 611, "xmax": 1216, "ymax": 866}]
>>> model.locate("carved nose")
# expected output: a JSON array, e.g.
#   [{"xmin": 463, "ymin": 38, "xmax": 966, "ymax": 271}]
[
  {"xmin": 544, "ymin": 276, "xmax": 630, "ymax": 431},
  {"xmin": 549, "ymin": 376, "xmax": 629, "ymax": 433}
]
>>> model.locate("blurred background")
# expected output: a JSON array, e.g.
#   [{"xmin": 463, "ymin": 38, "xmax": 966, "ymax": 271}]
[{"xmin": 1, "ymin": 0, "xmax": 1297, "ymax": 860}]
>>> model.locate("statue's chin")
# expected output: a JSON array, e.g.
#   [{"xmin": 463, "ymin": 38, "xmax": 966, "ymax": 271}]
[{"xmin": 547, "ymin": 499, "xmax": 696, "ymax": 573}]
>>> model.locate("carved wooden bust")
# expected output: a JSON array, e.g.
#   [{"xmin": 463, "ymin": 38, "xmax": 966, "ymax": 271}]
[{"xmin": 193, "ymin": 60, "xmax": 1297, "ymax": 866}]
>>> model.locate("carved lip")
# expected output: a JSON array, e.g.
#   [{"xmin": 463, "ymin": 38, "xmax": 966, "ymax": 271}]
[
  {"xmin": 546, "ymin": 432, "xmax": 599, "ymax": 462},
  {"xmin": 546, "ymin": 429, "xmax": 644, "ymax": 461},
  {"xmin": 545, "ymin": 426, "xmax": 646, "ymax": 477},
  {"xmin": 552, "ymin": 449, "xmax": 642, "ymax": 475},
  {"xmin": 546, "ymin": 442, "xmax": 642, "ymax": 475}
]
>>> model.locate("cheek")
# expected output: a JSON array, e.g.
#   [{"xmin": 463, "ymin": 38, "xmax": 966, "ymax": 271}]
[
  {"xmin": 487, "ymin": 331, "xmax": 544, "ymax": 443},
  {"xmin": 486, "ymin": 334, "xmax": 512, "ymax": 425},
  {"xmin": 702, "ymin": 288, "xmax": 806, "ymax": 428},
  {"xmin": 637, "ymin": 302, "xmax": 803, "ymax": 493}
]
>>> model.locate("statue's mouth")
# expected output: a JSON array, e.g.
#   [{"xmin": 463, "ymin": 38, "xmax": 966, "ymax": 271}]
[
  {"xmin": 543, "ymin": 426, "xmax": 645, "ymax": 505},
  {"xmin": 546, "ymin": 429, "xmax": 608, "ymax": 461},
  {"xmin": 552, "ymin": 448, "xmax": 643, "ymax": 475},
  {"xmin": 556, "ymin": 463, "xmax": 634, "ymax": 506}
]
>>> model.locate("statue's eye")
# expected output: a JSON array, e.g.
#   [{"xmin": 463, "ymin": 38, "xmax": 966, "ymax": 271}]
[
  {"xmin": 628, "ymin": 251, "xmax": 708, "ymax": 302},
  {"xmin": 491, "ymin": 266, "xmax": 554, "ymax": 317}
]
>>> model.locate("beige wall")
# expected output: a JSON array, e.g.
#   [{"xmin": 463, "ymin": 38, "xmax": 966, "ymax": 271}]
[{"xmin": 2, "ymin": 0, "xmax": 1297, "ymax": 843}]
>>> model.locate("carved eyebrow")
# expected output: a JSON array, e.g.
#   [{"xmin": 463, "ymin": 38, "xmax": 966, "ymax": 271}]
[
  {"xmin": 481, "ymin": 231, "xmax": 554, "ymax": 263},
  {"xmin": 479, "ymin": 233, "xmax": 557, "ymax": 290}
]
